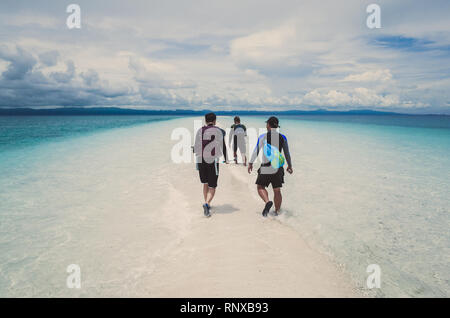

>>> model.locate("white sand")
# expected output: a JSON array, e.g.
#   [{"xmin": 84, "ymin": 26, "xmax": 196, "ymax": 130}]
[
  {"xmin": 139, "ymin": 162, "xmax": 361, "ymax": 297},
  {"xmin": 3, "ymin": 116, "xmax": 446, "ymax": 297}
]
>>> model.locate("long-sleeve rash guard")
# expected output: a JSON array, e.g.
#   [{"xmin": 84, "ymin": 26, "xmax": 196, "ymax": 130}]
[
  {"xmin": 249, "ymin": 130, "xmax": 292, "ymax": 168},
  {"xmin": 194, "ymin": 124, "xmax": 228, "ymax": 163}
]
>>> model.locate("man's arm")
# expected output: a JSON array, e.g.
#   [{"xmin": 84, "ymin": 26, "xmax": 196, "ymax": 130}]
[
  {"xmin": 248, "ymin": 134, "xmax": 264, "ymax": 173},
  {"xmin": 222, "ymin": 130, "xmax": 228, "ymax": 162},
  {"xmin": 249, "ymin": 135, "xmax": 263, "ymax": 164},
  {"xmin": 193, "ymin": 128, "xmax": 202, "ymax": 163},
  {"xmin": 281, "ymin": 136, "xmax": 293, "ymax": 173}
]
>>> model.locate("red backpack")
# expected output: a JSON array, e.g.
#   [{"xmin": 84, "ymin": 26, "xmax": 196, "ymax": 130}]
[{"xmin": 201, "ymin": 125, "xmax": 222, "ymax": 159}]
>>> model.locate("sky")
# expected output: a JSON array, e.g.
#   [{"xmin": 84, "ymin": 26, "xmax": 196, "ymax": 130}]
[{"xmin": 0, "ymin": 0, "xmax": 449, "ymax": 114}]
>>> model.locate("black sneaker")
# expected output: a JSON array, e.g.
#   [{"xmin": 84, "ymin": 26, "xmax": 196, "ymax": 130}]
[
  {"xmin": 262, "ymin": 201, "xmax": 273, "ymax": 217},
  {"xmin": 203, "ymin": 204, "xmax": 211, "ymax": 217}
]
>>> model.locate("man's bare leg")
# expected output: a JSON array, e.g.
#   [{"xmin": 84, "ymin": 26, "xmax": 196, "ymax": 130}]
[
  {"xmin": 203, "ymin": 183, "xmax": 208, "ymax": 202},
  {"xmin": 273, "ymin": 187, "xmax": 282, "ymax": 214},
  {"xmin": 257, "ymin": 185, "xmax": 269, "ymax": 203},
  {"xmin": 202, "ymin": 185, "xmax": 215, "ymax": 217},
  {"xmin": 242, "ymin": 155, "xmax": 247, "ymax": 166},
  {"xmin": 206, "ymin": 187, "xmax": 216, "ymax": 205},
  {"xmin": 258, "ymin": 185, "xmax": 273, "ymax": 217}
]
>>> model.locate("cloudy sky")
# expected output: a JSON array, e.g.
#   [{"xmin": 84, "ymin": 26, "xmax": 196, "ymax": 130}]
[{"xmin": 0, "ymin": 0, "xmax": 449, "ymax": 113}]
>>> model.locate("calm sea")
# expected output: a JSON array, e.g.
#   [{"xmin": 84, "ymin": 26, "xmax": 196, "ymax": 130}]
[{"xmin": 0, "ymin": 114, "xmax": 448, "ymax": 297}]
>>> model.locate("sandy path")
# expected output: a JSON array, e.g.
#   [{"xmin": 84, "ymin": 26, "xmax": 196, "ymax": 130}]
[{"xmin": 142, "ymin": 163, "xmax": 361, "ymax": 297}]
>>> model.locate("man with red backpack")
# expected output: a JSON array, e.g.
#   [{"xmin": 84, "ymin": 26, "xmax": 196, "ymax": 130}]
[{"xmin": 193, "ymin": 113, "xmax": 228, "ymax": 217}]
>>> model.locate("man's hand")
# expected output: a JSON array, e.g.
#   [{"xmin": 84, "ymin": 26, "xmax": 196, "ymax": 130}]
[
  {"xmin": 287, "ymin": 166, "xmax": 293, "ymax": 174},
  {"xmin": 248, "ymin": 163, "xmax": 253, "ymax": 174}
]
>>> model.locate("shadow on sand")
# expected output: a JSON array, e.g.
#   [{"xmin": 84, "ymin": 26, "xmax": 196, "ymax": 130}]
[{"xmin": 213, "ymin": 204, "xmax": 239, "ymax": 214}]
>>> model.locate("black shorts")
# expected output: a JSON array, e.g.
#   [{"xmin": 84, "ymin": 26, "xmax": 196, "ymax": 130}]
[
  {"xmin": 255, "ymin": 166, "xmax": 284, "ymax": 188},
  {"xmin": 232, "ymin": 135, "xmax": 246, "ymax": 154},
  {"xmin": 198, "ymin": 162, "xmax": 219, "ymax": 188}
]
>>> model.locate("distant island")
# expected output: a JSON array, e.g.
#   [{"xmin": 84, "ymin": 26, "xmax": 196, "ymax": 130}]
[{"xmin": 0, "ymin": 107, "xmax": 445, "ymax": 116}]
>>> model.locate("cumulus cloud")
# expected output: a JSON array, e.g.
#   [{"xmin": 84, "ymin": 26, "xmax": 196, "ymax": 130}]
[
  {"xmin": 80, "ymin": 69, "xmax": 100, "ymax": 86},
  {"xmin": 38, "ymin": 50, "xmax": 59, "ymax": 67},
  {"xmin": 230, "ymin": 22, "xmax": 329, "ymax": 77},
  {"xmin": 302, "ymin": 88, "xmax": 401, "ymax": 108},
  {"xmin": 50, "ymin": 60, "xmax": 75, "ymax": 83},
  {"xmin": 231, "ymin": 24, "xmax": 298, "ymax": 68},
  {"xmin": 342, "ymin": 69, "xmax": 393, "ymax": 83},
  {"xmin": 128, "ymin": 56, "xmax": 195, "ymax": 90},
  {"xmin": 0, "ymin": 46, "xmax": 134, "ymax": 107},
  {"xmin": 0, "ymin": 45, "xmax": 36, "ymax": 80},
  {"xmin": 0, "ymin": 0, "xmax": 448, "ymax": 113}
]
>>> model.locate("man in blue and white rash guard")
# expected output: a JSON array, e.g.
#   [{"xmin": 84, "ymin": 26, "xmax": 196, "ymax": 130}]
[
  {"xmin": 229, "ymin": 116, "xmax": 247, "ymax": 165},
  {"xmin": 248, "ymin": 116, "xmax": 293, "ymax": 216}
]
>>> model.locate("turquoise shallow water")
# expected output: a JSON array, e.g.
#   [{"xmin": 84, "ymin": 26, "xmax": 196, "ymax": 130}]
[
  {"xmin": 289, "ymin": 120, "xmax": 449, "ymax": 297},
  {"xmin": 240, "ymin": 115, "xmax": 450, "ymax": 297},
  {"xmin": 0, "ymin": 115, "xmax": 177, "ymax": 152},
  {"xmin": 0, "ymin": 114, "xmax": 449, "ymax": 297},
  {"xmin": 0, "ymin": 116, "xmax": 182, "ymax": 296}
]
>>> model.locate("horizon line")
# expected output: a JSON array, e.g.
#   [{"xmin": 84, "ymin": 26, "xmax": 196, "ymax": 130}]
[{"xmin": 0, "ymin": 106, "xmax": 449, "ymax": 116}]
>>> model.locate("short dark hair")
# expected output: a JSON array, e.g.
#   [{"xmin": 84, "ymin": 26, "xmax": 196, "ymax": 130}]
[
  {"xmin": 266, "ymin": 116, "xmax": 279, "ymax": 128},
  {"xmin": 234, "ymin": 116, "xmax": 240, "ymax": 123},
  {"xmin": 205, "ymin": 112, "xmax": 216, "ymax": 123}
]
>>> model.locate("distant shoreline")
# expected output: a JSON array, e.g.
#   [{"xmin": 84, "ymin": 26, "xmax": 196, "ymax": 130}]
[{"xmin": 0, "ymin": 107, "xmax": 448, "ymax": 116}]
